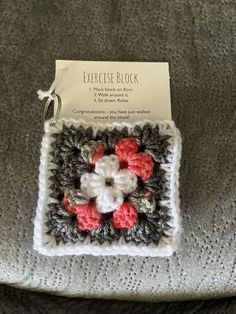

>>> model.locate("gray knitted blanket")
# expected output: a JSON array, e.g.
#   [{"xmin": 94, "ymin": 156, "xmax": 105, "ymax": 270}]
[{"xmin": 0, "ymin": 0, "xmax": 235, "ymax": 301}]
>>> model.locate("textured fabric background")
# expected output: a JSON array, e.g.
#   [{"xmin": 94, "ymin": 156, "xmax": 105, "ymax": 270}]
[
  {"xmin": 0, "ymin": 285, "xmax": 236, "ymax": 314},
  {"xmin": 0, "ymin": 0, "xmax": 235, "ymax": 302}
]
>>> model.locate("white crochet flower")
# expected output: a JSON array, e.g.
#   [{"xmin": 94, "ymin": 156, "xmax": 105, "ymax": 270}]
[{"xmin": 80, "ymin": 154, "xmax": 137, "ymax": 213}]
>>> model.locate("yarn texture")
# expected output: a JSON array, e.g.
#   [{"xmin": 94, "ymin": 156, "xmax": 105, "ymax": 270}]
[
  {"xmin": 81, "ymin": 154, "xmax": 137, "ymax": 214},
  {"xmin": 33, "ymin": 118, "xmax": 182, "ymax": 257},
  {"xmin": 76, "ymin": 202, "xmax": 101, "ymax": 230},
  {"xmin": 112, "ymin": 202, "xmax": 138, "ymax": 228}
]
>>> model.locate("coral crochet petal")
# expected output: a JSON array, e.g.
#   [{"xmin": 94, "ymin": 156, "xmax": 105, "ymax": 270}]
[
  {"xmin": 92, "ymin": 143, "xmax": 106, "ymax": 164},
  {"xmin": 112, "ymin": 202, "xmax": 138, "ymax": 229},
  {"xmin": 63, "ymin": 195, "xmax": 88, "ymax": 214},
  {"xmin": 115, "ymin": 137, "xmax": 138, "ymax": 162},
  {"xmin": 77, "ymin": 202, "xmax": 101, "ymax": 230},
  {"xmin": 128, "ymin": 152, "xmax": 154, "ymax": 180},
  {"xmin": 92, "ymin": 152, "xmax": 104, "ymax": 164}
]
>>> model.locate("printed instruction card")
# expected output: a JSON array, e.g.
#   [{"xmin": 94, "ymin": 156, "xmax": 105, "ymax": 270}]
[{"xmin": 55, "ymin": 60, "xmax": 172, "ymax": 122}]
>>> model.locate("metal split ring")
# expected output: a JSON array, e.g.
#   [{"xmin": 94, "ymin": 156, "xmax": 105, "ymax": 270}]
[{"xmin": 43, "ymin": 93, "xmax": 61, "ymax": 126}]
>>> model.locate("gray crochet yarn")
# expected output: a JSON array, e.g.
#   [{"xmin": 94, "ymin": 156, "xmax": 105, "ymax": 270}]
[
  {"xmin": 46, "ymin": 123, "xmax": 171, "ymax": 245},
  {"xmin": 65, "ymin": 189, "xmax": 90, "ymax": 205},
  {"xmin": 80, "ymin": 140, "xmax": 105, "ymax": 164},
  {"xmin": 128, "ymin": 194, "xmax": 156, "ymax": 214}
]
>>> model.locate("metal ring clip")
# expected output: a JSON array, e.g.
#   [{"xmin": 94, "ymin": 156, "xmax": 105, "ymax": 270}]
[{"xmin": 43, "ymin": 93, "xmax": 61, "ymax": 126}]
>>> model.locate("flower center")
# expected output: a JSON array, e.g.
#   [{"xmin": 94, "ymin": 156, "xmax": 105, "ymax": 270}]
[
  {"xmin": 119, "ymin": 160, "xmax": 128, "ymax": 169},
  {"xmin": 105, "ymin": 177, "xmax": 114, "ymax": 187}
]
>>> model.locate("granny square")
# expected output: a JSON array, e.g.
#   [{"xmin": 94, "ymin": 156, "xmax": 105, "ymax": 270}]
[{"xmin": 34, "ymin": 119, "xmax": 182, "ymax": 257}]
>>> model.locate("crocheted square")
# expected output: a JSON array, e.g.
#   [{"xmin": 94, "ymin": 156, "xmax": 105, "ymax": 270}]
[{"xmin": 34, "ymin": 119, "xmax": 182, "ymax": 257}]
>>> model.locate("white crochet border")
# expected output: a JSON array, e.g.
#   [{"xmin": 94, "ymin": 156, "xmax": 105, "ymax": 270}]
[{"xmin": 34, "ymin": 118, "xmax": 182, "ymax": 257}]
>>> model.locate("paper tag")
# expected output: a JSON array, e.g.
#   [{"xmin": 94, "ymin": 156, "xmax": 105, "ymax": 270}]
[{"xmin": 55, "ymin": 60, "xmax": 171, "ymax": 121}]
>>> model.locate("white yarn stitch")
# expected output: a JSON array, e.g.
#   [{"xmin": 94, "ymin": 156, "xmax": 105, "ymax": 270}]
[
  {"xmin": 80, "ymin": 173, "xmax": 105, "ymax": 198},
  {"xmin": 113, "ymin": 169, "xmax": 137, "ymax": 194},
  {"xmin": 80, "ymin": 155, "xmax": 137, "ymax": 213},
  {"xmin": 95, "ymin": 154, "xmax": 120, "ymax": 178},
  {"xmin": 96, "ymin": 187, "xmax": 123, "ymax": 214},
  {"xmin": 33, "ymin": 118, "xmax": 182, "ymax": 257}
]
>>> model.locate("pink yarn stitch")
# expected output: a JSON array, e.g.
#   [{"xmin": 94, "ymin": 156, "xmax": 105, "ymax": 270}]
[
  {"xmin": 64, "ymin": 196, "xmax": 101, "ymax": 230},
  {"xmin": 114, "ymin": 137, "xmax": 154, "ymax": 179},
  {"xmin": 92, "ymin": 143, "xmax": 106, "ymax": 164},
  {"xmin": 128, "ymin": 152, "xmax": 154, "ymax": 180},
  {"xmin": 112, "ymin": 202, "xmax": 138, "ymax": 228},
  {"xmin": 63, "ymin": 196, "xmax": 87, "ymax": 214},
  {"xmin": 115, "ymin": 137, "xmax": 138, "ymax": 166},
  {"xmin": 77, "ymin": 202, "xmax": 101, "ymax": 230}
]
